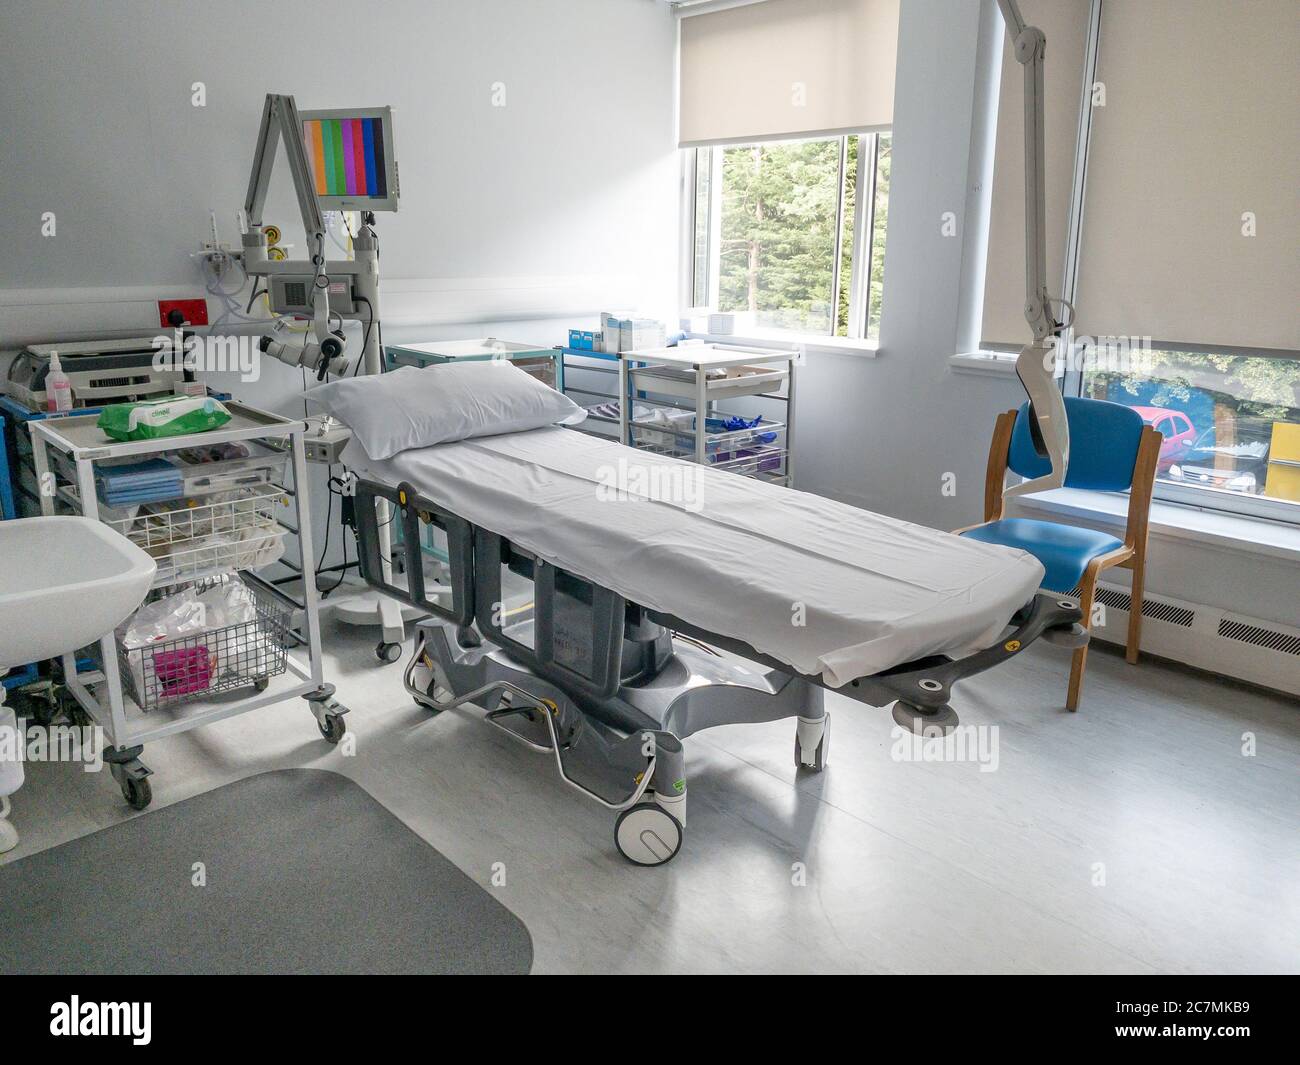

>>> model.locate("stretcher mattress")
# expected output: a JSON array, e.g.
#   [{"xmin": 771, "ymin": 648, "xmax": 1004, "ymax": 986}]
[{"xmin": 350, "ymin": 427, "xmax": 1046, "ymax": 687}]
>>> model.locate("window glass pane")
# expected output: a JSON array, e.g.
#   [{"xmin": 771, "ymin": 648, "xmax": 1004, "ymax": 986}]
[
  {"xmin": 717, "ymin": 138, "xmax": 842, "ymax": 335},
  {"xmin": 691, "ymin": 148, "xmax": 712, "ymax": 308},
  {"xmin": 867, "ymin": 132, "xmax": 891, "ymax": 340},
  {"xmin": 1082, "ymin": 350, "xmax": 1300, "ymax": 512},
  {"xmin": 835, "ymin": 136, "xmax": 859, "ymax": 337}
]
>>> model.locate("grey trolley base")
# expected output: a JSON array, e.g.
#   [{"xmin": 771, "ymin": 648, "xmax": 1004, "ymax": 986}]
[
  {"xmin": 354, "ymin": 477, "xmax": 1083, "ymax": 866},
  {"xmin": 28, "ymin": 403, "xmax": 348, "ymax": 810}
]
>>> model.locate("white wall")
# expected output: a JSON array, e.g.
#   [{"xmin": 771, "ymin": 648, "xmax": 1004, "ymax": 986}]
[
  {"xmin": 0, "ymin": 0, "xmax": 677, "ymax": 311},
  {"xmin": 795, "ymin": 0, "xmax": 1004, "ymax": 526},
  {"xmin": 792, "ymin": 0, "xmax": 1297, "ymax": 632}
]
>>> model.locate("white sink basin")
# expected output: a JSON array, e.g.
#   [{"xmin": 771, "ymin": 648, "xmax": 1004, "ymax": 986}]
[{"xmin": 0, "ymin": 516, "xmax": 157, "ymax": 666}]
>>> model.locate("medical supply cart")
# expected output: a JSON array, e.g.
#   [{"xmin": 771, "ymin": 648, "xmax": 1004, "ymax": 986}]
[
  {"xmin": 554, "ymin": 346, "xmax": 625, "ymax": 437},
  {"xmin": 617, "ymin": 343, "xmax": 798, "ymax": 486},
  {"xmin": 27, "ymin": 402, "xmax": 349, "ymax": 810},
  {"xmin": 385, "ymin": 339, "xmax": 562, "ymax": 391}
]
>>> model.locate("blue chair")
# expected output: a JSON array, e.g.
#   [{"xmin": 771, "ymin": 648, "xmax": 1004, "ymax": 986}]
[{"xmin": 957, "ymin": 397, "xmax": 1162, "ymax": 710}]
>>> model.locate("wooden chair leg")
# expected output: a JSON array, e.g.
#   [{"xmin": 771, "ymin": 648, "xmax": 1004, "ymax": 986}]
[
  {"xmin": 1125, "ymin": 555, "xmax": 1145, "ymax": 665},
  {"xmin": 1067, "ymin": 568, "xmax": 1099, "ymax": 712}
]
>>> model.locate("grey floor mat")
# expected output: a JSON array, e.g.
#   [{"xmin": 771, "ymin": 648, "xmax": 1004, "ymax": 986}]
[{"xmin": 0, "ymin": 769, "xmax": 532, "ymax": 974}]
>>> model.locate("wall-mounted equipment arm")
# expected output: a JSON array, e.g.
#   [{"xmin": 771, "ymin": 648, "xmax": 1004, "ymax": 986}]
[
  {"xmin": 244, "ymin": 94, "xmax": 325, "ymax": 240},
  {"xmin": 242, "ymin": 94, "xmax": 332, "ymax": 358},
  {"xmin": 996, "ymin": 0, "xmax": 1071, "ymax": 498}
]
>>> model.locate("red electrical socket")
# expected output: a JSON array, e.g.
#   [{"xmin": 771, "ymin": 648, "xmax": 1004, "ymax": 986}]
[{"xmin": 157, "ymin": 298, "xmax": 209, "ymax": 328}]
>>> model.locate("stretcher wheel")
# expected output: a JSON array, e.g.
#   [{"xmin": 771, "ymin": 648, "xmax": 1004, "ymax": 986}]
[
  {"xmin": 121, "ymin": 776, "xmax": 152, "ymax": 811},
  {"xmin": 376, "ymin": 640, "xmax": 402, "ymax": 664},
  {"xmin": 318, "ymin": 713, "xmax": 347, "ymax": 744},
  {"xmin": 795, "ymin": 731, "xmax": 828, "ymax": 771},
  {"xmin": 614, "ymin": 804, "xmax": 684, "ymax": 866},
  {"xmin": 795, "ymin": 713, "xmax": 829, "ymax": 772},
  {"xmin": 892, "ymin": 701, "xmax": 959, "ymax": 735},
  {"xmin": 417, "ymin": 659, "xmax": 453, "ymax": 711}
]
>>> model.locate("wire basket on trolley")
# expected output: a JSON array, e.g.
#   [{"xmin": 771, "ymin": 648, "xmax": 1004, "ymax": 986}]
[
  {"xmin": 116, "ymin": 575, "xmax": 291, "ymax": 712},
  {"xmin": 103, "ymin": 488, "xmax": 288, "ymax": 586}
]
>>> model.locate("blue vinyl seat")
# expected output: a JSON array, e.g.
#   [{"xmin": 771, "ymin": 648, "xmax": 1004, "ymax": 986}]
[
  {"xmin": 957, "ymin": 397, "xmax": 1162, "ymax": 710},
  {"xmin": 959, "ymin": 517, "xmax": 1123, "ymax": 594}
]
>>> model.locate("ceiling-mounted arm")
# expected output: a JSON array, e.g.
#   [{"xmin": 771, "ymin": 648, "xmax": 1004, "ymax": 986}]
[{"xmin": 995, "ymin": 0, "xmax": 1071, "ymax": 497}]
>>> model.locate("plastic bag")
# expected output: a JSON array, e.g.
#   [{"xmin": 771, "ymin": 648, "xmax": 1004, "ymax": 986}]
[{"xmin": 119, "ymin": 587, "xmax": 208, "ymax": 650}]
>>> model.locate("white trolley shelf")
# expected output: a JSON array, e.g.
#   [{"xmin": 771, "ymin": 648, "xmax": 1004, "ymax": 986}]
[
  {"xmin": 616, "ymin": 343, "xmax": 798, "ymax": 486},
  {"xmin": 28, "ymin": 402, "xmax": 349, "ymax": 811}
]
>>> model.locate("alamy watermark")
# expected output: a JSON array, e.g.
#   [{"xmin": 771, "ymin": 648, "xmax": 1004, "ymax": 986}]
[
  {"xmin": 1040, "ymin": 334, "xmax": 1156, "ymax": 377},
  {"xmin": 891, "ymin": 723, "xmax": 1000, "ymax": 773},
  {"xmin": 0, "ymin": 722, "xmax": 105, "ymax": 773},
  {"xmin": 595, "ymin": 457, "xmax": 705, "ymax": 512},
  {"xmin": 151, "ymin": 328, "xmax": 260, "ymax": 382}
]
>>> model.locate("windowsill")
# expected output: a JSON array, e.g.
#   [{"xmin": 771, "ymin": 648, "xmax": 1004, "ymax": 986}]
[
  {"xmin": 949, "ymin": 350, "xmax": 1018, "ymax": 375},
  {"xmin": 685, "ymin": 330, "xmax": 880, "ymax": 358},
  {"xmin": 1010, "ymin": 488, "xmax": 1300, "ymax": 562}
]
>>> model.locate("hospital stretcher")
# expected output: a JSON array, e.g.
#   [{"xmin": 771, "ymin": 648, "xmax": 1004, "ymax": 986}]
[{"xmin": 348, "ymin": 427, "xmax": 1084, "ymax": 865}]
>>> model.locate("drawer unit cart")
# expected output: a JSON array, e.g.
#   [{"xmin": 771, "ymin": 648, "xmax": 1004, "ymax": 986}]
[
  {"xmin": 385, "ymin": 339, "xmax": 563, "ymax": 392},
  {"xmin": 28, "ymin": 402, "xmax": 348, "ymax": 810},
  {"xmin": 616, "ymin": 343, "xmax": 798, "ymax": 485}
]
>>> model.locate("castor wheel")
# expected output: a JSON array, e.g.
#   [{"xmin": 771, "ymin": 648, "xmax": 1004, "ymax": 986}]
[
  {"xmin": 253, "ymin": 676, "xmax": 270, "ymax": 692},
  {"xmin": 795, "ymin": 713, "xmax": 829, "ymax": 772},
  {"xmin": 414, "ymin": 659, "xmax": 453, "ymax": 712},
  {"xmin": 376, "ymin": 640, "xmax": 402, "ymax": 664},
  {"xmin": 318, "ymin": 713, "xmax": 347, "ymax": 744},
  {"xmin": 29, "ymin": 693, "xmax": 58, "ymax": 728},
  {"xmin": 614, "ymin": 803, "xmax": 684, "ymax": 866},
  {"xmin": 892, "ymin": 701, "xmax": 959, "ymax": 735},
  {"xmin": 66, "ymin": 700, "xmax": 93, "ymax": 729},
  {"xmin": 121, "ymin": 776, "xmax": 152, "ymax": 811}
]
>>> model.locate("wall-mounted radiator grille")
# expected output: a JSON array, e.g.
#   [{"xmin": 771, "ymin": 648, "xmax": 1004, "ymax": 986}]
[
  {"xmin": 1218, "ymin": 618, "xmax": 1300, "ymax": 658},
  {"xmin": 1055, "ymin": 581, "xmax": 1297, "ymax": 692},
  {"xmin": 1062, "ymin": 583, "xmax": 1196, "ymax": 627}
]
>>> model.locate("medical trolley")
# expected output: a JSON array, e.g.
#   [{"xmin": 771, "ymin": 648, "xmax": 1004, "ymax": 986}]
[
  {"xmin": 27, "ymin": 403, "xmax": 349, "ymax": 810},
  {"xmin": 616, "ymin": 343, "xmax": 798, "ymax": 486},
  {"xmin": 384, "ymin": 339, "xmax": 562, "ymax": 391}
]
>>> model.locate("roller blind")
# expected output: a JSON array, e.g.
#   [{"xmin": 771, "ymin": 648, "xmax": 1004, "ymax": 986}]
[
  {"xmin": 981, "ymin": 0, "xmax": 1092, "ymax": 349},
  {"xmin": 677, "ymin": 0, "xmax": 900, "ymax": 148},
  {"xmin": 1072, "ymin": 0, "xmax": 1300, "ymax": 353}
]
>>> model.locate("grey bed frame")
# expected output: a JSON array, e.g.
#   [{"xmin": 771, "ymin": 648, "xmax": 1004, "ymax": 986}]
[{"xmin": 353, "ymin": 476, "xmax": 1083, "ymax": 864}]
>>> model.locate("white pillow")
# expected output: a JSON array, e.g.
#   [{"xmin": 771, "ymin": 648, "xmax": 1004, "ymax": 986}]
[{"xmin": 307, "ymin": 360, "xmax": 586, "ymax": 460}]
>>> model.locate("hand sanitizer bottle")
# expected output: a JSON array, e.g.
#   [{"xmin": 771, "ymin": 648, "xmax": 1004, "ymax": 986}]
[{"xmin": 46, "ymin": 351, "xmax": 73, "ymax": 413}]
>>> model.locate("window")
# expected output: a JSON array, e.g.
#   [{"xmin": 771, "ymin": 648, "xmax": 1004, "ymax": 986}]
[
  {"xmin": 979, "ymin": 0, "xmax": 1299, "ymax": 524},
  {"xmin": 687, "ymin": 132, "xmax": 891, "ymax": 341},
  {"xmin": 1079, "ymin": 349, "xmax": 1300, "ymax": 517}
]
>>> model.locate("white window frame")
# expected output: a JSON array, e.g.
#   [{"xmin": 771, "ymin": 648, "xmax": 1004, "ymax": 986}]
[{"xmin": 680, "ymin": 132, "xmax": 887, "ymax": 353}]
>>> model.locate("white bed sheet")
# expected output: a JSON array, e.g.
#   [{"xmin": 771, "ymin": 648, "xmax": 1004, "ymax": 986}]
[{"xmin": 349, "ymin": 427, "xmax": 1045, "ymax": 687}]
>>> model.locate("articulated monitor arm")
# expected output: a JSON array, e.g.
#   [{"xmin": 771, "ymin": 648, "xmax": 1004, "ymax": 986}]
[
  {"xmin": 996, "ymin": 0, "xmax": 1071, "ymax": 498},
  {"xmin": 242, "ymin": 94, "xmax": 335, "ymax": 362}
]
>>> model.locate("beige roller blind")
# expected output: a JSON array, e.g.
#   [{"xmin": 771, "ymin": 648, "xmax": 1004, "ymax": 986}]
[
  {"xmin": 1073, "ymin": 0, "xmax": 1300, "ymax": 353},
  {"xmin": 678, "ymin": 0, "xmax": 899, "ymax": 148},
  {"xmin": 981, "ymin": 0, "xmax": 1092, "ymax": 349}
]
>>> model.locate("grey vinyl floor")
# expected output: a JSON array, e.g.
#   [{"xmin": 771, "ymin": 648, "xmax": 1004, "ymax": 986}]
[{"xmin": 4, "ymin": 615, "xmax": 1297, "ymax": 975}]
